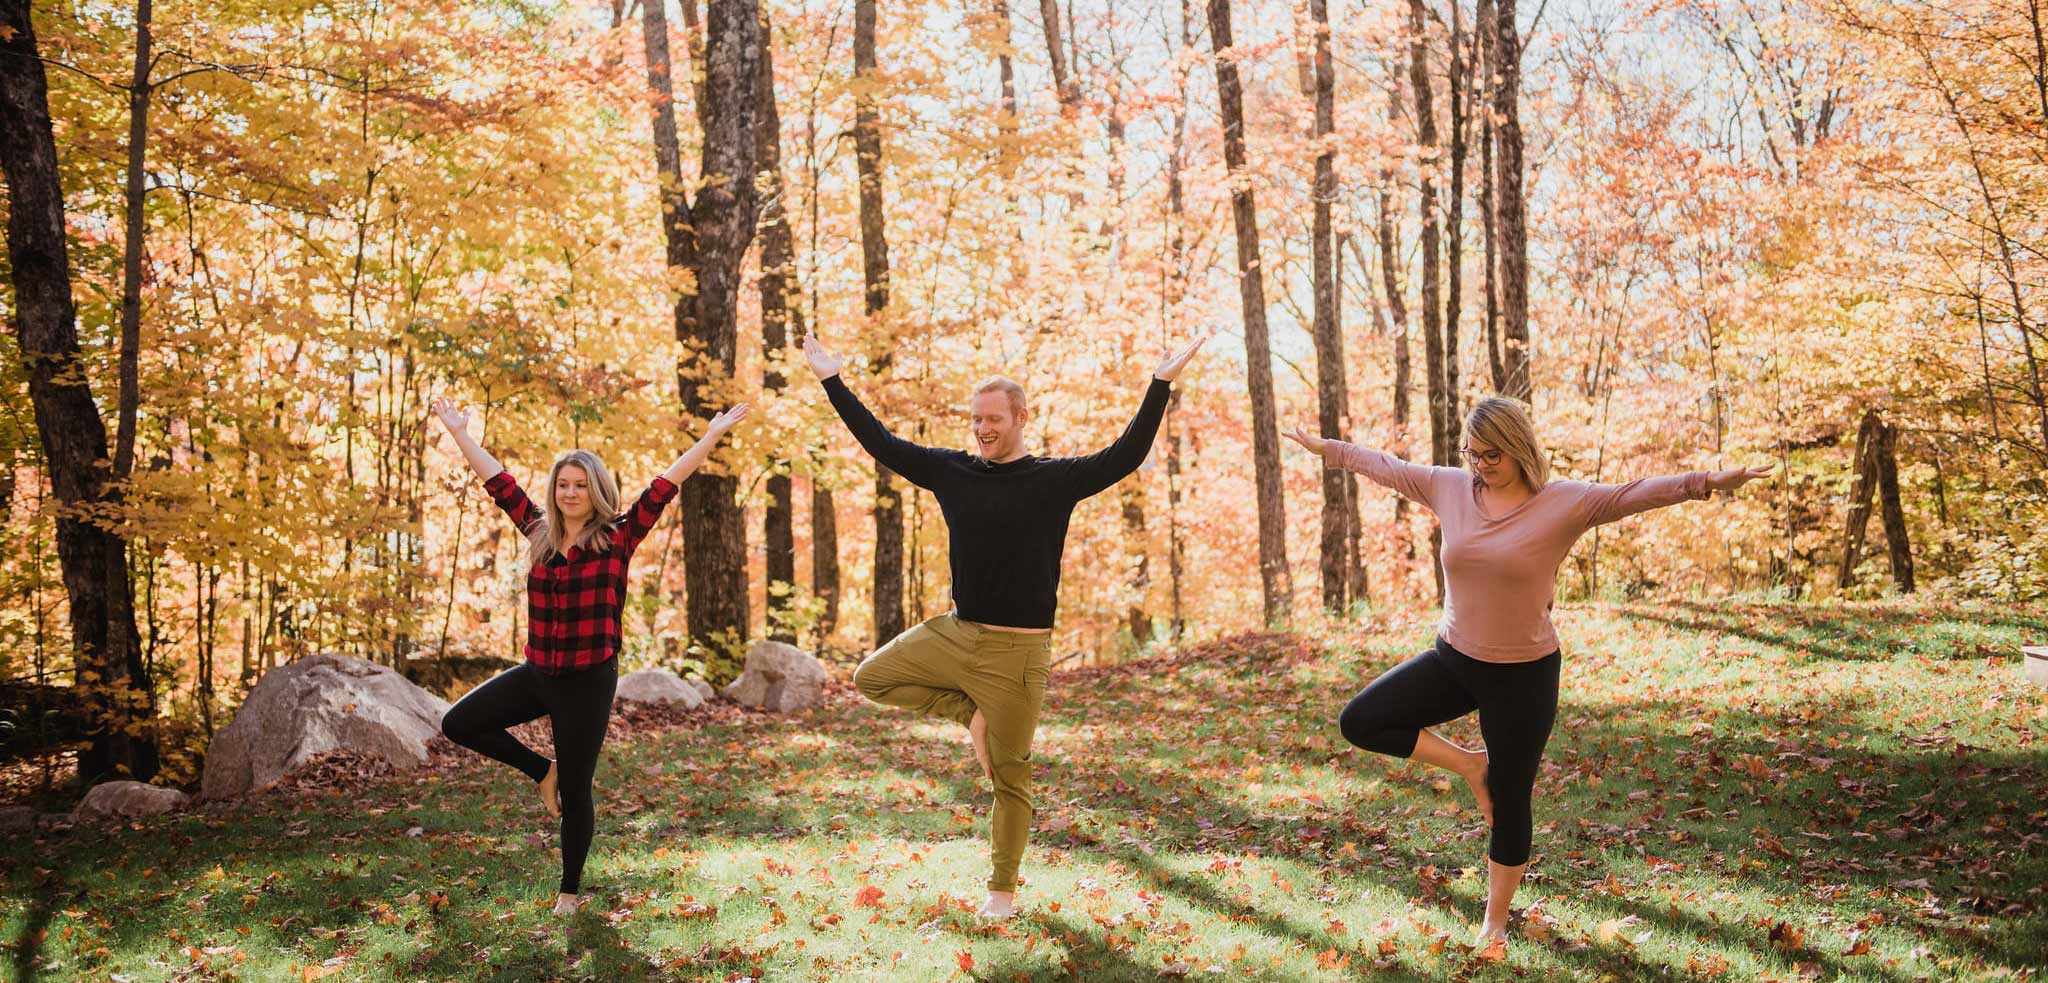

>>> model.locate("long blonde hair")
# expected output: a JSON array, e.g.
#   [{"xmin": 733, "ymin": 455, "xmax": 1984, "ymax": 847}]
[
  {"xmin": 1464, "ymin": 397, "xmax": 1551, "ymax": 490},
  {"xmin": 526, "ymin": 449, "xmax": 623, "ymax": 566}
]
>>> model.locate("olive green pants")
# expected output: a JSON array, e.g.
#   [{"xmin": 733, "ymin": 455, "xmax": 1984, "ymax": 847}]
[{"xmin": 852, "ymin": 614, "xmax": 1052, "ymax": 892}]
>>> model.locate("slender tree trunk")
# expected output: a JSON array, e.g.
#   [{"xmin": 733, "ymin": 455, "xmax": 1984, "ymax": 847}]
[
  {"xmin": 1494, "ymin": 0, "xmax": 1531, "ymax": 399},
  {"xmin": 1211, "ymin": 0, "xmax": 1292, "ymax": 625},
  {"xmin": 812, "ymin": 483, "xmax": 841, "ymax": 640},
  {"xmin": 1039, "ymin": 0, "xmax": 1078, "ymax": 114},
  {"xmin": 755, "ymin": 6, "xmax": 799, "ymax": 642},
  {"xmin": 1875, "ymin": 418, "xmax": 1915, "ymax": 593},
  {"xmin": 1477, "ymin": 0, "xmax": 1504, "ymax": 393},
  {"xmin": 1305, "ymin": 0, "xmax": 1349, "ymax": 613},
  {"xmin": 1164, "ymin": 0, "xmax": 1192, "ymax": 641},
  {"xmin": 1446, "ymin": 0, "xmax": 1467, "ymax": 445},
  {"xmin": 114, "ymin": 0, "xmax": 152, "ymax": 480},
  {"xmin": 855, "ymin": 0, "xmax": 905, "ymax": 646},
  {"xmin": 1408, "ymin": 0, "xmax": 1449, "ymax": 601},
  {"xmin": 0, "ymin": 0, "xmax": 158, "ymax": 781},
  {"xmin": 1838, "ymin": 410, "xmax": 1880, "ymax": 590},
  {"xmin": 993, "ymin": 0, "xmax": 1018, "ymax": 168}
]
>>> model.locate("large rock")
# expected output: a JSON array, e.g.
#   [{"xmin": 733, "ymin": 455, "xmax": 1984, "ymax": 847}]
[
  {"xmin": 616, "ymin": 669, "xmax": 705, "ymax": 709},
  {"xmin": 721, "ymin": 640, "xmax": 827, "ymax": 712},
  {"xmin": 202, "ymin": 654, "xmax": 451, "ymax": 799},
  {"xmin": 78, "ymin": 781, "xmax": 188, "ymax": 820},
  {"xmin": 688, "ymin": 678, "xmax": 716, "ymax": 704}
]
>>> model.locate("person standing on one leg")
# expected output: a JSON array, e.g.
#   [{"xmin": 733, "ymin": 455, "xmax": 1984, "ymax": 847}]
[
  {"xmin": 431, "ymin": 398, "xmax": 749, "ymax": 917},
  {"xmin": 807, "ymin": 333, "xmax": 1206, "ymax": 919},
  {"xmin": 1284, "ymin": 397, "xmax": 1772, "ymax": 947}
]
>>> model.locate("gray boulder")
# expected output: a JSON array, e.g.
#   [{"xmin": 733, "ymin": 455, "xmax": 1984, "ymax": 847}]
[
  {"xmin": 78, "ymin": 780, "xmax": 189, "ymax": 820},
  {"xmin": 616, "ymin": 668, "xmax": 706, "ymax": 709},
  {"xmin": 202, "ymin": 654, "xmax": 450, "ymax": 799},
  {"xmin": 721, "ymin": 640, "xmax": 827, "ymax": 712}
]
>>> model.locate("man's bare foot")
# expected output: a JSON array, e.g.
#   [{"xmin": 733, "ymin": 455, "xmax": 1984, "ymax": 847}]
[
  {"xmin": 978, "ymin": 889, "xmax": 1015, "ymax": 919},
  {"xmin": 554, "ymin": 893, "xmax": 582, "ymax": 916},
  {"xmin": 968, "ymin": 710, "xmax": 993, "ymax": 781},
  {"xmin": 540, "ymin": 760, "xmax": 561, "ymax": 818},
  {"xmin": 1461, "ymin": 752, "xmax": 1493, "ymax": 826}
]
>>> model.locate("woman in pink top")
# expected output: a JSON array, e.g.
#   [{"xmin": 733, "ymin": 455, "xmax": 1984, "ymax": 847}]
[{"xmin": 1285, "ymin": 396, "xmax": 1772, "ymax": 946}]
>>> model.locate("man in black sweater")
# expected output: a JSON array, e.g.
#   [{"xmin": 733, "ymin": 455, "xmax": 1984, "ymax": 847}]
[{"xmin": 804, "ymin": 333, "xmax": 1204, "ymax": 917}]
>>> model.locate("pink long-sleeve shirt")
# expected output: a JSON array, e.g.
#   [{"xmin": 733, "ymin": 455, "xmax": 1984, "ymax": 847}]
[{"xmin": 1325, "ymin": 441, "xmax": 1711, "ymax": 663}]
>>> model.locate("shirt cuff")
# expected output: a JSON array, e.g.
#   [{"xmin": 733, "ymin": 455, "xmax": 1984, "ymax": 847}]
[
  {"xmin": 1686, "ymin": 470, "xmax": 1712, "ymax": 499},
  {"xmin": 645, "ymin": 475, "xmax": 681, "ymax": 504}
]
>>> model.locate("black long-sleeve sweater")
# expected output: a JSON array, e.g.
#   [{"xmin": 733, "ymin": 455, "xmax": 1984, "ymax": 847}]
[{"xmin": 822, "ymin": 374, "xmax": 1172, "ymax": 629}]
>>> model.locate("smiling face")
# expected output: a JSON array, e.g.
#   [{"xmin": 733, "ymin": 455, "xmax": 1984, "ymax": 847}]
[
  {"xmin": 553, "ymin": 464, "xmax": 594, "ymax": 523},
  {"xmin": 969, "ymin": 389, "xmax": 1027, "ymax": 463},
  {"xmin": 1461, "ymin": 435, "xmax": 1523, "ymax": 491}
]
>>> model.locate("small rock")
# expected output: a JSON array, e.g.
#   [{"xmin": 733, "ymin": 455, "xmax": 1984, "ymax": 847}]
[{"xmin": 77, "ymin": 781, "xmax": 189, "ymax": 820}]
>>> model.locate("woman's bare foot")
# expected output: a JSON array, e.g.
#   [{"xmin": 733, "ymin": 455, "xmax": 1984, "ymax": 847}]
[
  {"xmin": 1473, "ymin": 921, "xmax": 1508, "ymax": 949},
  {"xmin": 540, "ymin": 760, "xmax": 561, "ymax": 818},
  {"xmin": 554, "ymin": 893, "xmax": 582, "ymax": 916},
  {"xmin": 968, "ymin": 710, "xmax": 993, "ymax": 781},
  {"xmin": 1460, "ymin": 751, "xmax": 1493, "ymax": 826},
  {"xmin": 978, "ymin": 889, "xmax": 1016, "ymax": 919}
]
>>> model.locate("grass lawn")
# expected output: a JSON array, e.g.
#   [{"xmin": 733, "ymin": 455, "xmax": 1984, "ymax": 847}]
[{"xmin": 3, "ymin": 599, "xmax": 2044, "ymax": 981}]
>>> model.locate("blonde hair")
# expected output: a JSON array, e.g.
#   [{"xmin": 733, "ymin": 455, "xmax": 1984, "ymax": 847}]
[
  {"xmin": 972, "ymin": 377, "xmax": 1028, "ymax": 418},
  {"xmin": 526, "ymin": 449, "xmax": 624, "ymax": 566},
  {"xmin": 1464, "ymin": 397, "xmax": 1551, "ymax": 490}
]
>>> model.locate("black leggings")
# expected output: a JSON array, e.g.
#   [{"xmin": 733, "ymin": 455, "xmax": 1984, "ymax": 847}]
[
  {"xmin": 440, "ymin": 659, "xmax": 617, "ymax": 894},
  {"xmin": 1338, "ymin": 639, "xmax": 1559, "ymax": 866}
]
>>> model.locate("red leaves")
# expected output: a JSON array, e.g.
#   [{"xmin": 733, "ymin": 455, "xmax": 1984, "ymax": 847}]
[
  {"xmin": 954, "ymin": 949, "xmax": 974, "ymax": 972},
  {"xmin": 853, "ymin": 884, "xmax": 885, "ymax": 908}
]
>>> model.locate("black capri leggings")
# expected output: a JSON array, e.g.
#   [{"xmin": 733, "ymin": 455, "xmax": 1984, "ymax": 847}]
[
  {"xmin": 1338, "ymin": 639, "xmax": 1559, "ymax": 866},
  {"xmin": 440, "ymin": 659, "xmax": 617, "ymax": 894}
]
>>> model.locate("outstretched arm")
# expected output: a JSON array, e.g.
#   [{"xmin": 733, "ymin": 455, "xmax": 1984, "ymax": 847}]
[
  {"xmin": 1062, "ymin": 337, "xmax": 1206, "ymax": 500},
  {"xmin": 1578, "ymin": 464, "xmax": 1774, "ymax": 527},
  {"xmin": 433, "ymin": 398, "xmax": 538, "ymax": 531},
  {"xmin": 659, "ymin": 404, "xmax": 750, "ymax": 487},
  {"xmin": 1285, "ymin": 423, "xmax": 1445, "ymax": 510},
  {"xmin": 804, "ymin": 334, "xmax": 947, "ymax": 488},
  {"xmin": 433, "ymin": 398, "xmax": 506, "ymax": 483},
  {"xmin": 614, "ymin": 403, "xmax": 752, "ymax": 553}
]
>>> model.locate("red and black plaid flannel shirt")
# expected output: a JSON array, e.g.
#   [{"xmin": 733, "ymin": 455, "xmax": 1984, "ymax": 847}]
[{"xmin": 483, "ymin": 469, "xmax": 677, "ymax": 674}]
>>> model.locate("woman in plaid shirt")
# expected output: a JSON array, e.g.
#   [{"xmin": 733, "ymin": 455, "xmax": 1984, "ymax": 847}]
[{"xmin": 431, "ymin": 397, "xmax": 748, "ymax": 916}]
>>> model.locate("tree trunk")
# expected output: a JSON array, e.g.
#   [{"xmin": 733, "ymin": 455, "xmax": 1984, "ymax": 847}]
[
  {"xmin": 1408, "ymin": 0, "xmax": 1449, "ymax": 601},
  {"xmin": 755, "ymin": 6, "xmax": 799, "ymax": 643},
  {"xmin": 855, "ymin": 0, "xmax": 906, "ymax": 646},
  {"xmin": 1875, "ymin": 418, "xmax": 1915, "ymax": 593},
  {"xmin": 1306, "ymin": 0, "xmax": 1349, "ymax": 613},
  {"xmin": 0, "ymin": 0, "xmax": 158, "ymax": 782},
  {"xmin": 114, "ymin": 0, "xmax": 152, "ymax": 480},
  {"xmin": 645, "ymin": 0, "xmax": 759, "ymax": 658},
  {"xmin": 1039, "ymin": 0, "xmax": 1078, "ymax": 114},
  {"xmin": 1164, "ymin": 0, "xmax": 1192, "ymax": 641},
  {"xmin": 812, "ymin": 483, "xmax": 841, "ymax": 640},
  {"xmin": 1445, "ymin": 0, "xmax": 1467, "ymax": 448},
  {"xmin": 1477, "ymin": 0, "xmax": 1504, "ymax": 394},
  {"xmin": 1210, "ymin": 0, "xmax": 1291, "ymax": 626},
  {"xmin": 1837, "ymin": 410, "xmax": 1880, "ymax": 590},
  {"xmin": 1493, "ymin": 0, "xmax": 1531, "ymax": 400}
]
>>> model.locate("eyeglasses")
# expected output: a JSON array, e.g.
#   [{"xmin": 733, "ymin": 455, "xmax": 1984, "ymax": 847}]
[{"xmin": 1461, "ymin": 447, "xmax": 1504, "ymax": 466}]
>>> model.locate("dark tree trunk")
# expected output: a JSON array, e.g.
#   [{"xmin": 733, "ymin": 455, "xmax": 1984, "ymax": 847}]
[
  {"xmin": 1477, "ymin": 0, "xmax": 1504, "ymax": 394},
  {"xmin": 0, "ymin": 0, "xmax": 158, "ymax": 782},
  {"xmin": 645, "ymin": 0, "xmax": 760, "ymax": 657},
  {"xmin": 1838, "ymin": 410, "xmax": 1880, "ymax": 590},
  {"xmin": 1408, "ymin": 0, "xmax": 1448, "ymax": 601},
  {"xmin": 1493, "ymin": 0, "xmax": 1532, "ymax": 399},
  {"xmin": 1307, "ymin": 0, "xmax": 1349, "ymax": 613},
  {"xmin": 1038, "ymin": 0, "xmax": 1079, "ymax": 114},
  {"xmin": 755, "ymin": 6, "xmax": 799, "ymax": 642},
  {"xmin": 114, "ymin": 0, "xmax": 152, "ymax": 480},
  {"xmin": 1445, "ymin": 0, "xmax": 1467, "ymax": 449},
  {"xmin": 1876, "ymin": 418, "xmax": 1915, "ymax": 593},
  {"xmin": 1210, "ymin": 0, "xmax": 1292, "ymax": 626},
  {"xmin": 812, "ymin": 483, "xmax": 841, "ymax": 640},
  {"xmin": 854, "ymin": 0, "xmax": 905, "ymax": 646}
]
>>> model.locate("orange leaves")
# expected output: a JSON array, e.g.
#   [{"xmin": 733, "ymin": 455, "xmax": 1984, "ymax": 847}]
[{"xmin": 853, "ymin": 884, "xmax": 886, "ymax": 908}]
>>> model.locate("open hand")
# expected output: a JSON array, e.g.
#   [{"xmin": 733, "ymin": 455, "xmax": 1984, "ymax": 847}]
[
  {"xmin": 801, "ymin": 335, "xmax": 844, "ymax": 380},
  {"xmin": 1706, "ymin": 463, "xmax": 1776, "ymax": 492},
  {"xmin": 430, "ymin": 397, "xmax": 469, "ymax": 432},
  {"xmin": 1283, "ymin": 424, "xmax": 1330, "ymax": 455},
  {"xmin": 1153, "ymin": 335, "xmax": 1210, "ymax": 383},
  {"xmin": 706, "ymin": 403, "xmax": 752, "ymax": 436}
]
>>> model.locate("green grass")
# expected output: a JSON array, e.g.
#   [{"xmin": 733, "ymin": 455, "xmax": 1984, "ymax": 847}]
[{"xmin": 3, "ymin": 599, "xmax": 2045, "ymax": 981}]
